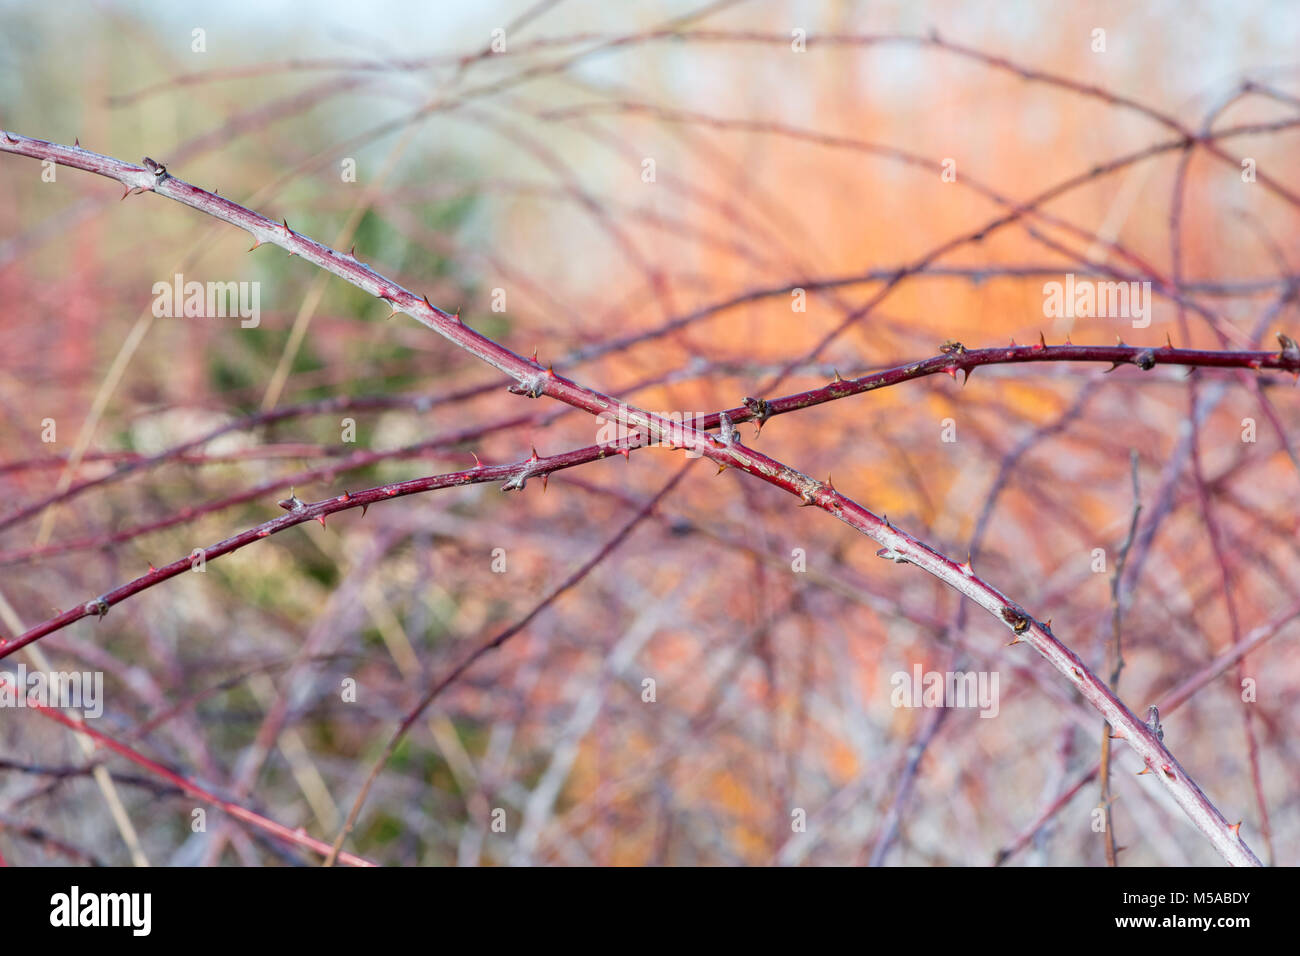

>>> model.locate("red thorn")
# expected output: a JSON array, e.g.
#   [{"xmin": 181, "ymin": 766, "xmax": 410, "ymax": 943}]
[
  {"xmin": 1009, "ymin": 337, "xmax": 1017, "ymax": 347},
  {"xmin": 422, "ymin": 293, "xmax": 434, "ymax": 311},
  {"xmin": 1064, "ymin": 334, "xmax": 1073, "ymax": 345},
  {"xmin": 529, "ymin": 446, "xmax": 539, "ymax": 462},
  {"xmin": 1162, "ymin": 766, "xmax": 1175, "ymax": 779},
  {"xmin": 618, "ymin": 446, "xmax": 630, "ymax": 460},
  {"xmin": 1229, "ymin": 821, "xmax": 1243, "ymax": 835},
  {"xmin": 316, "ymin": 514, "xmax": 326, "ymax": 527},
  {"xmin": 148, "ymin": 563, "xmax": 157, "ymax": 573},
  {"xmin": 546, "ymin": 364, "xmax": 556, "ymax": 377},
  {"xmin": 248, "ymin": 239, "xmax": 262, "ymax": 252},
  {"xmin": 1164, "ymin": 332, "xmax": 1174, "ymax": 349},
  {"xmin": 470, "ymin": 451, "xmax": 482, "ymax": 468},
  {"xmin": 282, "ymin": 218, "xmax": 292, "ymax": 234},
  {"xmin": 943, "ymin": 365, "xmax": 959, "ymax": 378},
  {"xmin": 530, "ymin": 347, "xmax": 539, "ymax": 364},
  {"xmin": 1036, "ymin": 331, "xmax": 1047, "ymax": 350},
  {"xmin": 75, "ymin": 137, "xmax": 80, "ymax": 147},
  {"xmin": 361, "ymin": 503, "xmax": 369, "ymax": 517}
]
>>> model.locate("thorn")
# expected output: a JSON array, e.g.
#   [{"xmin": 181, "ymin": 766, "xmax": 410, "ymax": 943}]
[
  {"xmin": 1, "ymin": 131, "xmax": 16, "ymax": 143},
  {"xmin": 470, "ymin": 451, "xmax": 482, "ymax": 468},
  {"xmin": 316, "ymin": 514, "xmax": 326, "ymax": 527},
  {"xmin": 360, "ymin": 503, "xmax": 369, "ymax": 517},
  {"xmin": 454, "ymin": 307, "xmax": 463, "ymax": 324},
  {"xmin": 1064, "ymin": 333, "xmax": 1073, "ymax": 345},
  {"xmin": 1037, "ymin": 331, "xmax": 1047, "ymax": 350},
  {"xmin": 1228, "ymin": 821, "xmax": 1243, "ymax": 836},
  {"xmin": 540, "ymin": 473, "xmax": 549, "ymax": 492},
  {"xmin": 825, "ymin": 474, "xmax": 835, "ymax": 491},
  {"xmin": 530, "ymin": 347, "xmax": 539, "ymax": 364},
  {"xmin": 942, "ymin": 365, "xmax": 959, "ymax": 379},
  {"xmin": 349, "ymin": 244, "xmax": 357, "ymax": 259},
  {"xmin": 1009, "ymin": 337, "xmax": 1017, "ymax": 347},
  {"xmin": 958, "ymin": 556, "xmax": 974, "ymax": 576},
  {"xmin": 278, "ymin": 489, "xmax": 305, "ymax": 511},
  {"xmin": 282, "ymin": 218, "xmax": 292, "ymax": 235},
  {"xmin": 960, "ymin": 367, "xmax": 972, "ymax": 386},
  {"xmin": 546, "ymin": 363, "xmax": 556, "ymax": 377},
  {"xmin": 1115, "ymin": 335, "xmax": 1125, "ymax": 347},
  {"xmin": 715, "ymin": 462, "xmax": 727, "ymax": 475},
  {"xmin": 833, "ymin": 368, "xmax": 844, "ymax": 383},
  {"xmin": 148, "ymin": 563, "xmax": 157, "ymax": 573},
  {"xmin": 75, "ymin": 137, "xmax": 80, "ymax": 147},
  {"xmin": 617, "ymin": 446, "xmax": 631, "ymax": 460},
  {"xmin": 1164, "ymin": 332, "xmax": 1175, "ymax": 349},
  {"xmin": 529, "ymin": 445, "xmax": 540, "ymax": 462},
  {"xmin": 1136, "ymin": 766, "xmax": 1152, "ymax": 776},
  {"xmin": 422, "ymin": 293, "xmax": 434, "ymax": 311},
  {"xmin": 248, "ymin": 238, "xmax": 262, "ymax": 252},
  {"xmin": 1005, "ymin": 636, "xmax": 1023, "ymax": 646},
  {"xmin": 1108, "ymin": 731, "xmax": 1126, "ymax": 740}
]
